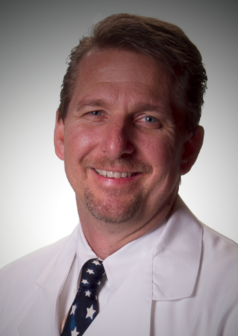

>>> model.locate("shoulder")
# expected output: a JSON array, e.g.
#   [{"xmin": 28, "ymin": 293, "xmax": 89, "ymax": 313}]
[
  {"xmin": 0, "ymin": 236, "xmax": 68, "ymax": 300},
  {"xmin": 0, "ymin": 235, "xmax": 68, "ymax": 274},
  {"xmin": 202, "ymin": 223, "xmax": 238, "ymax": 268},
  {"xmin": 200, "ymin": 223, "xmax": 238, "ymax": 287}
]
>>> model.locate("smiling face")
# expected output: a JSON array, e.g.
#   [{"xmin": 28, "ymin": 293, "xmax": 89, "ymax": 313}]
[{"xmin": 55, "ymin": 48, "xmax": 203, "ymax": 230}]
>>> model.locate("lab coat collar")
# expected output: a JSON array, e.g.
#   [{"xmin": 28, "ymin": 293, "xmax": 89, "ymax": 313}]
[{"xmin": 152, "ymin": 196, "xmax": 203, "ymax": 300}]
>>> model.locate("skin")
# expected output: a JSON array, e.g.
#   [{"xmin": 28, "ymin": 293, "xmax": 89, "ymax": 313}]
[{"xmin": 54, "ymin": 48, "xmax": 204, "ymax": 259}]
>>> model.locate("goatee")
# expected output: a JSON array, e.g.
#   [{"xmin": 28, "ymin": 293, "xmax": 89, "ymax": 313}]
[{"xmin": 84, "ymin": 187, "xmax": 143, "ymax": 224}]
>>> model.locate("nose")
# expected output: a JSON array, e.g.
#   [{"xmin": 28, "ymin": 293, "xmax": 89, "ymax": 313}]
[{"xmin": 100, "ymin": 118, "xmax": 135, "ymax": 159}]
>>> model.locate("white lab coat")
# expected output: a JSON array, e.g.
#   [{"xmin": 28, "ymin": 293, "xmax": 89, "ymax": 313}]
[{"xmin": 0, "ymin": 196, "xmax": 238, "ymax": 336}]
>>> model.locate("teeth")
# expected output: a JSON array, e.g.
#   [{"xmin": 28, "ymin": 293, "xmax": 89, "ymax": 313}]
[
  {"xmin": 114, "ymin": 172, "xmax": 121, "ymax": 179},
  {"xmin": 95, "ymin": 169, "xmax": 133, "ymax": 178},
  {"xmin": 107, "ymin": 171, "xmax": 114, "ymax": 178}
]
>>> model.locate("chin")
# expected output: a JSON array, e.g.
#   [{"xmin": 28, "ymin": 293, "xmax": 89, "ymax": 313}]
[{"xmin": 84, "ymin": 188, "xmax": 143, "ymax": 224}]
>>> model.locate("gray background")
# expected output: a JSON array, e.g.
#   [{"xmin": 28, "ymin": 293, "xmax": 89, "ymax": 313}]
[{"xmin": 0, "ymin": 0, "xmax": 237, "ymax": 268}]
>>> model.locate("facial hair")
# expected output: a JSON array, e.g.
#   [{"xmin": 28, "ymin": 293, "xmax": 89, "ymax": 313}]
[
  {"xmin": 84, "ymin": 185, "xmax": 143, "ymax": 224},
  {"xmin": 82, "ymin": 157, "xmax": 152, "ymax": 223}
]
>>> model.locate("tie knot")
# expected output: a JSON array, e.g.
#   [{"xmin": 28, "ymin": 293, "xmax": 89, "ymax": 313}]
[{"xmin": 80, "ymin": 258, "xmax": 105, "ymax": 290}]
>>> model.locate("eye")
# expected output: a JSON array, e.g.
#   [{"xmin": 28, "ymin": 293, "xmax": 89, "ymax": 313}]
[
  {"xmin": 82, "ymin": 110, "xmax": 107, "ymax": 123},
  {"xmin": 135, "ymin": 114, "xmax": 162, "ymax": 129},
  {"xmin": 88, "ymin": 110, "xmax": 102, "ymax": 116},
  {"xmin": 144, "ymin": 115, "xmax": 157, "ymax": 123}
]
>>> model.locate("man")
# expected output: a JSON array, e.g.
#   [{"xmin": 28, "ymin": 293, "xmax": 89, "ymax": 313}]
[{"xmin": 0, "ymin": 13, "xmax": 237, "ymax": 336}]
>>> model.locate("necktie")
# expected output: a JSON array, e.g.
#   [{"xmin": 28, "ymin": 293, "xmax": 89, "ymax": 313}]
[{"xmin": 61, "ymin": 258, "xmax": 105, "ymax": 336}]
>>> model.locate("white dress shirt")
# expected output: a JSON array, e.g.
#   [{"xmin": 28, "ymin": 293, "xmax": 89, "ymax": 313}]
[{"xmin": 59, "ymin": 217, "xmax": 166, "ymax": 328}]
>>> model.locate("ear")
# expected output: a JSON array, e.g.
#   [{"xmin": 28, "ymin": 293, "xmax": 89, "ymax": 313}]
[
  {"xmin": 180, "ymin": 126, "xmax": 204, "ymax": 175},
  {"xmin": 54, "ymin": 110, "xmax": 65, "ymax": 160}
]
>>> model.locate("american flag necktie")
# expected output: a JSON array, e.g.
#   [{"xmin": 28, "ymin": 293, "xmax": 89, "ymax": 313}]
[{"xmin": 61, "ymin": 258, "xmax": 105, "ymax": 336}]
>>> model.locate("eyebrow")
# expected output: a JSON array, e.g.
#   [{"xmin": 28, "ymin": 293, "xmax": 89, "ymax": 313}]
[
  {"xmin": 76, "ymin": 100, "xmax": 109, "ymax": 111},
  {"xmin": 132, "ymin": 102, "xmax": 167, "ymax": 114}
]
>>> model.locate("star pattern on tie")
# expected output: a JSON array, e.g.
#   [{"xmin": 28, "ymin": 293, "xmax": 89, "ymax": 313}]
[
  {"xmin": 85, "ymin": 290, "xmax": 91, "ymax": 297},
  {"xmin": 81, "ymin": 279, "xmax": 88, "ymax": 284},
  {"xmin": 70, "ymin": 305, "xmax": 77, "ymax": 315},
  {"xmin": 71, "ymin": 327, "xmax": 79, "ymax": 336},
  {"xmin": 92, "ymin": 259, "xmax": 100, "ymax": 266},
  {"xmin": 61, "ymin": 258, "xmax": 106, "ymax": 336},
  {"xmin": 86, "ymin": 304, "xmax": 96, "ymax": 319}
]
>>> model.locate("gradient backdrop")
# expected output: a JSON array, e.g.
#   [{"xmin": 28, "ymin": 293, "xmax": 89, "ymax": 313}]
[{"xmin": 0, "ymin": 0, "xmax": 237, "ymax": 268}]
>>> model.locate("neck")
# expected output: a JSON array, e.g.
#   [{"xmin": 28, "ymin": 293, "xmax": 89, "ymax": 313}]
[{"xmin": 77, "ymin": 195, "xmax": 178, "ymax": 259}]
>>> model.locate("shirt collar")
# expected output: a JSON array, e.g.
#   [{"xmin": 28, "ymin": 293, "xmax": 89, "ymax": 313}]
[
  {"xmin": 76, "ymin": 214, "xmax": 166, "ymax": 294},
  {"xmin": 103, "ymin": 219, "xmax": 166, "ymax": 294},
  {"xmin": 76, "ymin": 221, "xmax": 99, "ymax": 270}
]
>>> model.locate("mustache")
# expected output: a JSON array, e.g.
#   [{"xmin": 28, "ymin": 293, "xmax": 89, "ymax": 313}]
[{"xmin": 84, "ymin": 157, "xmax": 152, "ymax": 173}]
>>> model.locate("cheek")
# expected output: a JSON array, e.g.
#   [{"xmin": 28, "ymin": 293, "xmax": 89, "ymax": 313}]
[
  {"xmin": 64, "ymin": 126, "xmax": 96, "ymax": 162},
  {"xmin": 142, "ymin": 135, "xmax": 179, "ymax": 170},
  {"xmin": 63, "ymin": 127, "xmax": 95, "ymax": 191}
]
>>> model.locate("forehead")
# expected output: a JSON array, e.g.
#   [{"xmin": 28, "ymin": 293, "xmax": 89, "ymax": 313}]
[{"xmin": 69, "ymin": 48, "xmax": 172, "ymax": 111}]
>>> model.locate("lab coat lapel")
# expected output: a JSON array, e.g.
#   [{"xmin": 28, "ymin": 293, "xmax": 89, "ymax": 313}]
[
  {"xmin": 17, "ymin": 227, "xmax": 78, "ymax": 336},
  {"xmin": 152, "ymin": 196, "xmax": 203, "ymax": 300}
]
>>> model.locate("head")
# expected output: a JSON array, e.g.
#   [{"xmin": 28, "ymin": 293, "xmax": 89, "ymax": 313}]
[
  {"xmin": 54, "ymin": 14, "xmax": 206, "ymax": 232},
  {"xmin": 58, "ymin": 13, "xmax": 207, "ymax": 134}
]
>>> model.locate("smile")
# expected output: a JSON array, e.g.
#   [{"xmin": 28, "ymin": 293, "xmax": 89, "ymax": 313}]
[{"xmin": 94, "ymin": 169, "xmax": 137, "ymax": 178}]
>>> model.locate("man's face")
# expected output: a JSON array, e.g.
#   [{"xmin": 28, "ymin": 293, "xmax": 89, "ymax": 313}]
[{"xmin": 55, "ymin": 48, "xmax": 199, "ymax": 227}]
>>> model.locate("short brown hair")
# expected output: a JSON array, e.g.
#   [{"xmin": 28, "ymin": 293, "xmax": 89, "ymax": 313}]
[{"xmin": 58, "ymin": 13, "xmax": 207, "ymax": 132}]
